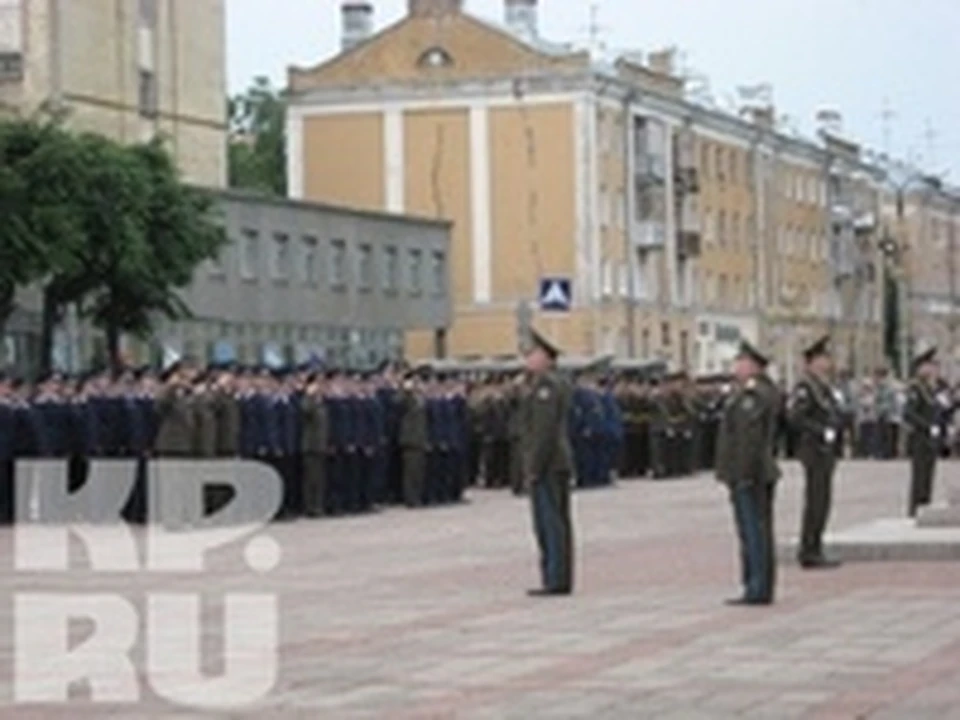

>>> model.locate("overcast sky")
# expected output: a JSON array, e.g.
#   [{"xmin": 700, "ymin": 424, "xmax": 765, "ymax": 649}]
[{"xmin": 227, "ymin": 0, "xmax": 960, "ymax": 178}]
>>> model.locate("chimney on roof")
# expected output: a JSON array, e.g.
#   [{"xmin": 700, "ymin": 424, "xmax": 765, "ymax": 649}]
[
  {"xmin": 505, "ymin": 0, "xmax": 538, "ymax": 38},
  {"xmin": 647, "ymin": 48, "xmax": 676, "ymax": 76},
  {"xmin": 341, "ymin": 2, "xmax": 374, "ymax": 52},
  {"xmin": 408, "ymin": 0, "xmax": 463, "ymax": 16},
  {"xmin": 815, "ymin": 108, "xmax": 844, "ymax": 137}
]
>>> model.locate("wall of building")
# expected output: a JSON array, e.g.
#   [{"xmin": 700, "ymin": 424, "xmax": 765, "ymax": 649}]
[{"xmin": 1, "ymin": 0, "xmax": 226, "ymax": 187}]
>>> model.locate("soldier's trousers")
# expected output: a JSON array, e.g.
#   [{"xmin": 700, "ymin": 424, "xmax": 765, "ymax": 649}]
[
  {"xmin": 508, "ymin": 441, "xmax": 524, "ymax": 495},
  {"xmin": 302, "ymin": 453, "xmax": 327, "ymax": 517},
  {"xmin": 799, "ymin": 455, "xmax": 836, "ymax": 562},
  {"xmin": 909, "ymin": 450, "xmax": 937, "ymax": 517},
  {"xmin": 402, "ymin": 448, "xmax": 425, "ymax": 508},
  {"xmin": 730, "ymin": 482, "xmax": 776, "ymax": 602},
  {"xmin": 484, "ymin": 440, "xmax": 508, "ymax": 488},
  {"xmin": 530, "ymin": 472, "xmax": 573, "ymax": 592}
]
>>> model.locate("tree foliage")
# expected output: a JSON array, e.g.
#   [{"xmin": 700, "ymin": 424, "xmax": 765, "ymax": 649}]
[
  {"xmin": 227, "ymin": 76, "xmax": 286, "ymax": 196},
  {"xmin": 0, "ymin": 116, "xmax": 226, "ymax": 371}
]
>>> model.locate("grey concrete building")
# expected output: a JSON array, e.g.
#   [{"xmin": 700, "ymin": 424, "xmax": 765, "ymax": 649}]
[{"xmin": 2, "ymin": 191, "xmax": 452, "ymax": 374}]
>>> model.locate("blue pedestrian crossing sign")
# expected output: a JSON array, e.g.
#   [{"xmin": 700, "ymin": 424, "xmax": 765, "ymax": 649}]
[{"xmin": 539, "ymin": 277, "xmax": 572, "ymax": 312}]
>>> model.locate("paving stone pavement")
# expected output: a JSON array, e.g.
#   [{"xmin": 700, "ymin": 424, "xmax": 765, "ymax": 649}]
[{"xmin": 0, "ymin": 460, "xmax": 959, "ymax": 718}]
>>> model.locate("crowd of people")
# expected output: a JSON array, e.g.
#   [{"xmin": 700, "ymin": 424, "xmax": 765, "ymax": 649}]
[{"xmin": 0, "ymin": 353, "xmax": 957, "ymax": 527}]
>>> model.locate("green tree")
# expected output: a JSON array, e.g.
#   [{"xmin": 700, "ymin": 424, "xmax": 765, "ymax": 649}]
[
  {"xmin": 84, "ymin": 139, "xmax": 225, "ymax": 362},
  {"xmin": 228, "ymin": 76, "xmax": 286, "ymax": 195},
  {"xmin": 0, "ymin": 118, "xmax": 88, "ymax": 342},
  {"xmin": 0, "ymin": 117, "xmax": 226, "ymax": 372}
]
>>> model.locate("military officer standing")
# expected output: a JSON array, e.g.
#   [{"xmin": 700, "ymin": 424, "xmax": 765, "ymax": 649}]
[
  {"xmin": 521, "ymin": 328, "xmax": 575, "ymax": 597},
  {"xmin": 398, "ymin": 370, "xmax": 428, "ymax": 508},
  {"xmin": 789, "ymin": 335, "xmax": 843, "ymax": 569},
  {"xmin": 904, "ymin": 346, "xmax": 946, "ymax": 517},
  {"xmin": 715, "ymin": 340, "xmax": 781, "ymax": 606}
]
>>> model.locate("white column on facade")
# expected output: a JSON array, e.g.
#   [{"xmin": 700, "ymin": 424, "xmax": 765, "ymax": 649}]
[
  {"xmin": 383, "ymin": 107, "xmax": 405, "ymax": 213},
  {"xmin": 468, "ymin": 104, "xmax": 491, "ymax": 304},
  {"xmin": 286, "ymin": 107, "xmax": 304, "ymax": 199}
]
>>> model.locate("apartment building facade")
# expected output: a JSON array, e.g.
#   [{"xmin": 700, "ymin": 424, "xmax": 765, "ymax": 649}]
[
  {"xmin": 0, "ymin": 0, "xmax": 226, "ymax": 186},
  {"xmin": 286, "ymin": 0, "xmax": 884, "ymax": 376}
]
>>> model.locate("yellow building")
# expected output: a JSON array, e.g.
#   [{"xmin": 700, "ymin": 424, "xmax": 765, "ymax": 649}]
[
  {"xmin": 0, "ymin": 0, "xmax": 226, "ymax": 187},
  {"xmin": 287, "ymin": 0, "xmax": 884, "ymax": 375}
]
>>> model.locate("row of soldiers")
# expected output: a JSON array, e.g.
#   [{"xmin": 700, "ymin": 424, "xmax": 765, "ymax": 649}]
[
  {"xmin": 0, "ymin": 358, "xmax": 742, "ymax": 525},
  {"xmin": 0, "ymin": 361, "xmax": 475, "ymax": 524}
]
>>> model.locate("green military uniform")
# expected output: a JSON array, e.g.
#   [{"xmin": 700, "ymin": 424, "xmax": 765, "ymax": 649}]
[
  {"xmin": 193, "ymin": 389, "xmax": 218, "ymax": 458},
  {"xmin": 789, "ymin": 336, "xmax": 843, "ymax": 568},
  {"xmin": 715, "ymin": 340, "xmax": 781, "ymax": 605},
  {"xmin": 904, "ymin": 347, "xmax": 944, "ymax": 517},
  {"xmin": 790, "ymin": 372, "xmax": 842, "ymax": 566},
  {"xmin": 154, "ymin": 383, "xmax": 195, "ymax": 457},
  {"xmin": 522, "ymin": 329, "xmax": 575, "ymax": 596},
  {"xmin": 399, "ymin": 382, "xmax": 428, "ymax": 508},
  {"xmin": 213, "ymin": 387, "xmax": 240, "ymax": 458},
  {"xmin": 300, "ymin": 391, "xmax": 330, "ymax": 517},
  {"xmin": 507, "ymin": 384, "xmax": 525, "ymax": 495}
]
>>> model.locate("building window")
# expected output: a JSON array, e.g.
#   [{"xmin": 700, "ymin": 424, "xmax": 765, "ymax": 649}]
[
  {"xmin": 301, "ymin": 236, "xmax": 318, "ymax": 286},
  {"xmin": 718, "ymin": 274, "xmax": 728, "ymax": 307},
  {"xmin": 383, "ymin": 246, "xmax": 399, "ymax": 293},
  {"xmin": 729, "ymin": 149, "xmax": 738, "ymax": 184},
  {"xmin": 270, "ymin": 233, "xmax": 290, "ymax": 280},
  {"xmin": 731, "ymin": 212, "xmax": 740, "ymax": 249},
  {"xmin": 240, "ymin": 229, "xmax": 258, "ymax": 280},
  {"xmin": 417, "ymin": 46, "xmax": 454, "ymax": 69},
  {"xmin": 700, "ymin": 142, "xmax": 710, "ymax": 180},
  {"xmin": 330, "ymin": 239, "xmax": 347, "ymax": 288},
  {"xmin": 138, "ymin": 70, "xmax": 158, "ymax": 118},
  {"xmin": 661, "ymin": 321, "xmax": 671, "ymax": 347},
  {"xmin": 408, "ymin": 249, "xmax": 423, "ymax": 294},
  {"xmin": 715, "ymin": 147, "xmax": 725, "ymax": 182},
  {"xmin": 139, "ymin": 0, "xmax": 157, "ymax": 28},
  {"xmin": 717, "ymin": 210, "xmax": 726, "ymax": 247},
  {"xmin": 430, "ymin": 250, "xmax": 446, "ymax": 296},
  {"xmin": 357, "ymin": 243, "xmax": 373, "ymax": 290},
  {"xmin": 703, "ymin": 208, "xmax": 713, "ymax": 244}
]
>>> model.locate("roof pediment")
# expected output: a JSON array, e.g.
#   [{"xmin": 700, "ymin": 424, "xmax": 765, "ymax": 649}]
[{"xmin": 288, "ymin": 13, "xmax": 588, "ymax": 94}]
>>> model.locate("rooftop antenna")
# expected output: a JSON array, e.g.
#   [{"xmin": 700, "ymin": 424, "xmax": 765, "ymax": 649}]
[{"xmin": 586, "ymin": 1, "xmax": 607, "ymax": 57}]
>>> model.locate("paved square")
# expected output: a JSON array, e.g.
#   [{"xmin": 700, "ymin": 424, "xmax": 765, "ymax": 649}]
[{"xmin": 1, "ymin": 460, "xmax": 959, "ymax": 718}]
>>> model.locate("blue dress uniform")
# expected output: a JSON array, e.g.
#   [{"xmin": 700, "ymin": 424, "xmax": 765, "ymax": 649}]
[
  {"xmin": 599, "ymin": 388, "xmax": 623, "ymax": 486},
  {"xmin": 354, "ymin": 393, "xmax": 376, "ymax": 512},
  {"xmin": 123, "ymin": 390, "xmax": 151, "ymax": 524},
  {"xmin": 450, "ymin": 392, "xmax": 468, "ymax": 502},
  {"xmin": 277, "ymin": 392, "xmax": 301, "ymax": 519},
  {"xmin": 569, "ymin": 386, "xmax": 591, "ymax": 488},
  {"xmin": 238, "ymin": 390, "xmax": 260, "ymax": 459},
  {"xmin": 324, "ymin": 393, "xmax": 346, "ymax": 514},
  {"xmin": 582, "ymin": 389, "xmax": 607, "ymax": 488},
  {"xmin": 367, "ymin": 393, "xmax": 388, "ymax": 506},
  {"xmin": 262, "ymin": 392, "xmax": 285, "ymax": 520},
  {"xmin": 376, "ymin": 385, "xmax": 402, "ymax": 504},
  {"xmin": 438, "ymin": 394, "xmax": 458, "ymax": 503},
  {"xmin": 424, "ymin": 396, "xmax": 440, "ymax": 505},
  {"xmin": 0, "ymin": 395, "xmax": 15, "ymax": 524}
]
